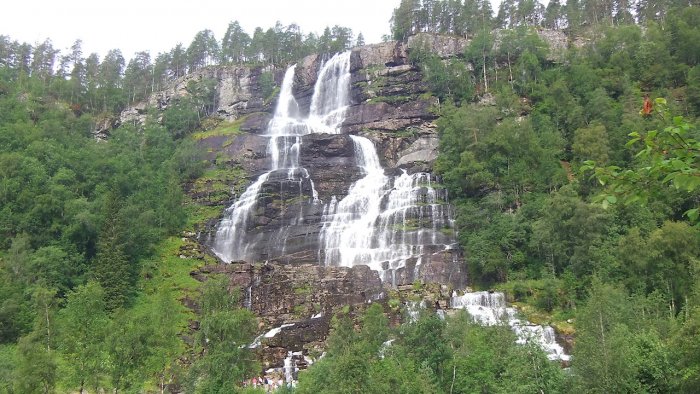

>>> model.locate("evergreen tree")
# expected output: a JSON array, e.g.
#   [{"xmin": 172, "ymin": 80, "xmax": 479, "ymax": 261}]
[
  {"xmin": 122, "ymin": 51, "xmax": 152, "ymax": 105},
  {"xmin": 186, "ymin": 29, "xmax": 219, "ymax": 72},
  {"xmin": 91, "ymin": 191, "xmax": 134, "ymax": 311},
  {"xmin": 356, "ymin": 32, "xmax": 365, "ymax": 47},
  {"xmin": 392, "ymin": 0, "xmax": 415, "ymax": 40},
  {"xmin": 221, "ymin": 21, "xmax": 250, "ymax": 64},
  {"xmin": 544, "ymin": 0, "xmax": 564, "ymax": 29}
]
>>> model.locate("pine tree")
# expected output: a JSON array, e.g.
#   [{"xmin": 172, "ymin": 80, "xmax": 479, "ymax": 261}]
[
  {"xmin": 356, "ymin": 32, "xmax": 365, "ymax": 47},
  {"xmin": 91, "ymin": 191, "xmax": 134, "ymax": 311}
]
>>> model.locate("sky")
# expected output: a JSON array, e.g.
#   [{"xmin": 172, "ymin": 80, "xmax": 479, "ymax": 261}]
[{"xmin": 1, "ymin": 0, "xmax": 403, "ymax": 60}]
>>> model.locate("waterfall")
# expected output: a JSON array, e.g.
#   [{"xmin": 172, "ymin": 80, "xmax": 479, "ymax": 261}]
[
  {"xmin": 212, "ymin": 65, "xmax": 299, "ymax": 262},
  {"xmin": 451, "ymin": 291, "xmax": 570, "ymax": 361},
  {"xmin": 212, "ymin": 53, "xmax": 351, "ymax": 263},
  {"xmin": 283, "ymin": 351, "xmax": 298, "ymax": 386},
  {"xmin": 308, "ymin": 52, "xmax": 351, "ymax": 133},
  {"xmin": 318, "ymin": 137, "xmax": 454, "ymax": 282},
  {"xmin": 213, "ymin": 49, "xmax": 455, "ymax": 282}
]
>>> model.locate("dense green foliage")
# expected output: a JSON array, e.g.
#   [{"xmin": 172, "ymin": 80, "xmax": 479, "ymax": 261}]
[
  {"xmin": 187, "ymin": 276, "xmax": 259, "ymax": 393},
  {"xmin": 0, "ymin": 27, "xmax": 217, "ymax": 391},
  {"xmin": 297, "ymin": 305, "xmax": 565, "ymax": 393},
  {"xmin": 2, "ymin": 0, "xmax": 700, "ymax": 391},
  {"xmin": 0, "ymin": 76, "xmax": 196, "ymax": 345},
  {"xmin": 391, "ymin": 0, "xmax": 700, "ymax": 392}
]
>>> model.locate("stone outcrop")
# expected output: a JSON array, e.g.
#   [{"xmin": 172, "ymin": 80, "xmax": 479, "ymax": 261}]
[
  {"xmin": 115, "ymin": 30, "xmax": 579, "ymax": 133},
  {"xmin": 189, "ymin": 37, "xmax": 465, "ymax": 285},
  {"xmin": 92, "ymin": 114, "xmax": 117, "ymax": 141},
  {"xmin": 194, "ymin": 262, "xmax": 386, "ymax": 368},
  {"xmin": 192, "ymin": 259, "xmax": 460, "ymax": 370},
  {"xmin": 116, "ymin": 31, "xmax": 590, "ymax": 376},
  {"xmin": 125, "ymin": 37, "xmax": 473, "ymax": 372},
  {"xmin": 352, "ymin": 41, "xmax": 408, "ymax": 69},
  {"xmin": 172, "ymin": 36, "xmax": 479, "ymax": 377},
  {"xmin": 119, "ymin": 66, "xmax": 279, "ymax": 128},
  {"xmin": 407, "ymin": 33, "xmax": 470, "ymax": 58}
]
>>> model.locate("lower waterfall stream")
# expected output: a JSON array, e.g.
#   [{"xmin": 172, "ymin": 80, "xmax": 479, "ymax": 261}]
[{"xmin": 451, "ymin": 291, "xmax": 570, "ymax": 362}]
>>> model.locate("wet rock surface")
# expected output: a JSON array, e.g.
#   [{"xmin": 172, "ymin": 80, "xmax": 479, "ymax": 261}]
[
  {"xmin": 192, "ymin": 261, "xmax": 461, "ymax": 371},
  {"xmin": 191, "ymin": 36, "xmax": 465, "ymax": 287}
]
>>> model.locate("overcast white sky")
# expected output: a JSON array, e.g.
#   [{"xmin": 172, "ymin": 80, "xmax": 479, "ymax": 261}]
[
  {"xmin": 1, "ymin": 0, "xmax": 399, "ymax": 60},
  {"xmin": 2, "ymin": 0, "xmax": 519, "ymax": 61}
]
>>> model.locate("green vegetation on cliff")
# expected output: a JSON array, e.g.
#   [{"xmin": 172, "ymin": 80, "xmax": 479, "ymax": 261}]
[
  {"xmin": 397, "ymin": 1, "xmax": 700, "ymax": 392},
  {"xmin": 1, "ymin": 0, "xmax": 700, "ymax": 391}
]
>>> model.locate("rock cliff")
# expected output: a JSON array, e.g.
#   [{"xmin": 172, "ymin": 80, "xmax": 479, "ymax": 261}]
[
  {"xmin": 116, "ymin": 31, "xmax": 582, "ymax": 377},
  {"xmin": 181, "ymin": 38, "xmax": 467, "ymax": 289},
  {"xmin": 119, "ymin": 65, "xmax": 278, "ymax": 127},
  {"xmin": 126, "ymin": 36, "xmax": 473, "ymax": 375}
]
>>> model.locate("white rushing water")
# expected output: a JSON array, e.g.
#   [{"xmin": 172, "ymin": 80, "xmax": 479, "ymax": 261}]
[
  {"xmin": 319, "ymin": 146, "xmax": 454, "ymax": 283},
  {"xmin": 451, "ymin": 291, "xmax": 570, "ymax": 361},
  {"xmin": 213, "ymin": 49, "xmax": 455, "ymax": 282},
  {"xmin": 249, "ymin": 323, "xmax": 296, "ymax": 349},
  {"xmin": 212, "ymin": 52, "xmax": 351, "ymax": 262}
]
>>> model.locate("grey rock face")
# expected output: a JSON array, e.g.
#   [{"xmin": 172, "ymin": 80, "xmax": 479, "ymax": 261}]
[
  {"xmin": 184, "ymin": 37, "xmax": 476, "ymax": 377},
  {"xmin": 194, "ymin": 37, "xmax": 466, "ymax": 287},
  {"xmin": 352, "ymin": 41, "xmax": 408, "ymax": 69},
  {"xmin": 396, "ymin": 136, "xmax": 440, "ymax": 167},
  {"xmin": 407, "ymin": 32, "xmax": 470, "ymax": 58},
  {"xmin": 119, "ymin": 66, "xmax": 276, "ymax": 127},
  {"xmin": 194, "ymin": 262, "xmax": 386, "ymax": 369}
]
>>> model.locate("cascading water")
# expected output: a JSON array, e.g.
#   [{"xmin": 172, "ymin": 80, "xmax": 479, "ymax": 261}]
[
  {"xmin": 213, "ymin": 49, "xmax": 456, "ymax": 284},
  {"xmin": 318, "ymin": 137, "xmax": 455, "ymax": 283},
  {"xmin": 451, "ymin": 291, "xmax": 570, "ymax": 361},
  {"xmin": 212, "ymin": 52, "xmax": 351, "ymax": 263}
]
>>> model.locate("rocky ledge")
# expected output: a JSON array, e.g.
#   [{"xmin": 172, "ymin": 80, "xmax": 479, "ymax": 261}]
[{"xmin": 192, "ymin": 260, "xmax": 458, "ymax": 372}]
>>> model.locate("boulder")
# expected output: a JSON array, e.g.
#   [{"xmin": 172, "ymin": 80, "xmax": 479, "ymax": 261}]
[{"xmin": 396, "ymin": 135, "xmax": 440, "ymax": 167}]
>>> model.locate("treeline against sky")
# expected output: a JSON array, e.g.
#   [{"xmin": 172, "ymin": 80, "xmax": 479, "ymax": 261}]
[
  {"xmin": 391, "ymin": 0, "xmax": 690, "ymax": 40},
  {"xmin": 0, "ymin": 21, "xmax": 361, "ymax": 115}
]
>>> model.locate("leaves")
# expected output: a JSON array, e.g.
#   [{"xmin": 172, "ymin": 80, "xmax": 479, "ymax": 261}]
[{"xmin": 584, "ymin": 103, "xmax": 699, "ymax": 223}]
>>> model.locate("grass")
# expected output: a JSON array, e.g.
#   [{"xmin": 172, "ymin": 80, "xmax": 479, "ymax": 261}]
[
  {"xmin": 415, "ymin": 181, "xmax": 446, "ymax": 190},
  {"xmin": 293, "ymin": 304, "xmax": 307, "ymax": 317},
  {"xmin": 367, "ymin": 95, "xmax": 413, "ymax": 105},
  {"xmin": 140, "ymin": 236, "xmax": 205, "ymax": 300},
  {"xmin": 392, "ymin": 218, "xmax": 421, "ymax": 232},
  {"xmin": 189, "ymin": 166, "xmax": 248, "ymax": 206},
  {"xmin": 127, "ymin": 235, "xmax": 212, "ymax": 391},
  {"xmin": 264, "ymin": 86, "xmax": 281, "ymax": 105},
  {"xmin": 191, "ymin": 115, "xmax": 247, "ymax": 141},
  {"xmin": 183, "ymin": 202, "xmax": 225, "ymax": 231},
  {"xmin": 293, "ymin": 283, "xmax": 313, "ymax": 296},
  {"xmin": 388, "ymin": 297, "xmax": 401, "ymax": 312},
  {"xmin": 440, "ymin": 227, "xmax": 456, "ymax": 236},
  {"xmin": 133, "ymin": 138, "xmax": 241, "ymax": 367},
  {"xmin": 394, "ymin": 128, "xmax": 418, "ymax": 138}
]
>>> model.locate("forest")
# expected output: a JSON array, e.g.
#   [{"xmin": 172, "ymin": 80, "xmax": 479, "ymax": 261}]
[{"xmin": 0, "ymin": 0, "xmax": 699, "ymax": 392}]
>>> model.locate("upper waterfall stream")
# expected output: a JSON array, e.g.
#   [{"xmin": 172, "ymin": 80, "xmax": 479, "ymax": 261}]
[{"xmin": 212, "ymin": 51, "xmax": 456, "ymax": 283}]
